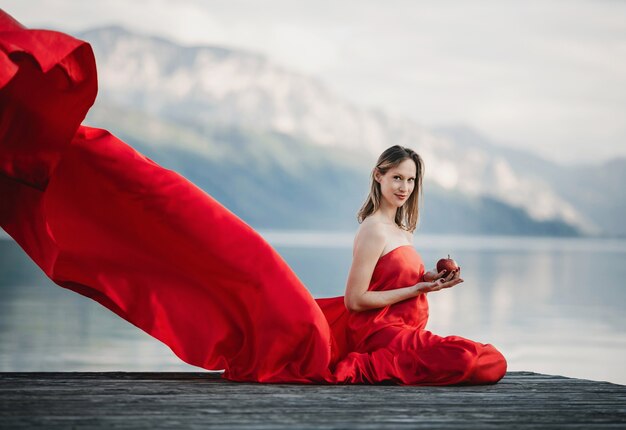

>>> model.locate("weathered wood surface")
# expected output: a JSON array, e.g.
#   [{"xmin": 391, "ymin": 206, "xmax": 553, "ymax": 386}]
[{"xmin": 0, "ymin": 371, "xmax": 624, "ymax": 429}]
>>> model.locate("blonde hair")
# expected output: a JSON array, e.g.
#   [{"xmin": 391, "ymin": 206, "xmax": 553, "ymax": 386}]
[{"xmin": 357, "ymin": 145, "xmax": 424, "ymax": 232}]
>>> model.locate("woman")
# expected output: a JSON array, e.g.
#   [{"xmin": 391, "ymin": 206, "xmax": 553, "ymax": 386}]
[
  {"xmin": 0, "ymin": 10, "xmax": 505, "ymax": 385},
  {"xmin": 346, "ymin": 145, "xmax": 462, "ymax": 313},
  {"xmin": 315, "ymin": 146, "xmax": 507, "ymax": 385}
]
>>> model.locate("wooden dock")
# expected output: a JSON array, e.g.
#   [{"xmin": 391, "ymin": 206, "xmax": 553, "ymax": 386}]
[{"xmin": 1, "ymin": 371, "xmax": 624, "ymax": 429}]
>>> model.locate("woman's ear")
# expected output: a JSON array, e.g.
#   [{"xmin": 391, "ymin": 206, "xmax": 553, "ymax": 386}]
[{"xmin": 373, "ymin": 168, "xmax": 382, "ymax": 183}]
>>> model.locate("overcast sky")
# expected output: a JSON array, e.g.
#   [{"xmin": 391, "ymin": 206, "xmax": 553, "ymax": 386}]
[{"xmin": 3, "ymin": 0, "xmax": 625, "ymax": 166}]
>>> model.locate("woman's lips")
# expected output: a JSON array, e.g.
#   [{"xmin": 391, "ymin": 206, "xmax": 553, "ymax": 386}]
[{"xmin": 395, "ymin": 194, "xmax": 408, "ymax": 200}]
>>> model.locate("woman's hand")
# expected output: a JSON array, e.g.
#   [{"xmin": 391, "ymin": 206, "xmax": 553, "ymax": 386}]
[
  {"xmin": 423, "ymin": 268, "xmax": 447, "ymax": 282},
  {"xmin": 416, "ymin": 267, "xmax": 463, "ymax": 294}
]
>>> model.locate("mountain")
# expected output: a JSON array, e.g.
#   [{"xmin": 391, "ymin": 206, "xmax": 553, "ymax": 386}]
[
  {"xmin": 78, "ymin": 25, "xmax": 401, "ymax": 155},
  {"xmin": 74, "ymin": 26, "xmax": 598, "ymax": 236},
  {"xmin": 85, "ymin": 103, "xmax": 578, "ymax": 236},
  {"xmin": 550, "ymin": 158, "xmax": 626, "ymax": 238},
  {"xmin": 434, "ymin": 126, "xmax": 626, "ymax": 237},
  {"xmin": 84, "ymin": 103, "xmax": 370, "ymax": 230}
]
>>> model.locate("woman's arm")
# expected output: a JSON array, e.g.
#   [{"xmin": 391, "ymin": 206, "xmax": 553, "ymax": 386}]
[
  {"xmin": 343, "ymin": 224, "xmax": 463, "ymax": 312},
  {"xmin": 344, "ymin": 225, "xmax": 420, "ymax": 312},
  {"xmin": 345, "ymin": 284, "xmax": 421, "ymax": 312}
]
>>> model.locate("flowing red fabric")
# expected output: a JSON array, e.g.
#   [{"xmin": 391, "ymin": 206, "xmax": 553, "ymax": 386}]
[{"xmin": 0, "ymin": 10, "xmax": 506, "ymax": 385}]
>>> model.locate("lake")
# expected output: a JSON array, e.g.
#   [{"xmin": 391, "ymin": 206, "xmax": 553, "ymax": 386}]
[{"xmin": 1, "ymin": 231, "xmax": 625, "ymax": 385}]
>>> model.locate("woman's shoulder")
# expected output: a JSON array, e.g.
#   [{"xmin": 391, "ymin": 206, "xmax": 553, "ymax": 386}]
[
  {"xmin": 360, "ymin": 216, "xmax": 413, "ymax": 238},
  {"xmin": 354, "ymin": 217, "xmax": 387, "ymax": 249},
  {"xmin": 357, "ymin": 216, "xmax": 387, "ymax": 237}
]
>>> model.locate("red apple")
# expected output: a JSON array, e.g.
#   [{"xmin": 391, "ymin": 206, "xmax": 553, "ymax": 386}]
[{"xmin": 436, "ymin": 254, "xmax": 459, "ymax": 276}]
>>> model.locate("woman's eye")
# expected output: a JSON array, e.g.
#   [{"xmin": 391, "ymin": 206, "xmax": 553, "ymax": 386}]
[{"xmin": 394, "ymin": 176, "xmax": 400, "ymax": 180}]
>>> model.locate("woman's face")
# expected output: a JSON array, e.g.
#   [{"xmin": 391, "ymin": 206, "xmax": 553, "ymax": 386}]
[{"xmin": 375, "ymin": 158, "xmax": 417, "ymax": 208}]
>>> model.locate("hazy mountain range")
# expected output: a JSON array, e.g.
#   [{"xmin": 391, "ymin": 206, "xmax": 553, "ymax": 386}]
[{"xmin": 75, "ymin": 26, "xmax": 624, "ymax": 237}]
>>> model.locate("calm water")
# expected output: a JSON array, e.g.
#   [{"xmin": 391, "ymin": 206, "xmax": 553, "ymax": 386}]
[{"xmin": 1, "ymin": 231, "xmax": 625, "ymax": 385}]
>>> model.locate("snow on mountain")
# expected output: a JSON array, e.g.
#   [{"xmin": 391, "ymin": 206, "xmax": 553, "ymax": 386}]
[
  {"xmin": 425, "ymin": 136, "xmax": 600, "ymax": 234},
  {"xmin": 79, "ymin": 26, "xmax": 401, "ymax": 156},
  {"xmin": 77, "ymin": 26, "xmax": 597, "ymax": 235}
]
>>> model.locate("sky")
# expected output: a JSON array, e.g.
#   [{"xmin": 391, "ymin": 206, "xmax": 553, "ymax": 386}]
[{"xmin": 3, "ymin": 0, "xmax": 625, "ymax": 166}]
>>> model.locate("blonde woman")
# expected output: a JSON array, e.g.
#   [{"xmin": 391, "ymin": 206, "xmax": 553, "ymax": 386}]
[{"xmin": 317, "ymin": 145, "xmax": 508, "ymax": 385}]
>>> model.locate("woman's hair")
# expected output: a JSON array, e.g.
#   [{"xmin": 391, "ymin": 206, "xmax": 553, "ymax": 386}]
[{"xmin": 357, "ymin": 145, "xmax": 424, "ymax": 232}]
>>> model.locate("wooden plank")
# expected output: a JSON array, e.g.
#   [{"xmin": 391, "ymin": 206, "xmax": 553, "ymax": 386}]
[{"xmin": 1, "ymin": 371, "xmax": 624, "ymax": 429}]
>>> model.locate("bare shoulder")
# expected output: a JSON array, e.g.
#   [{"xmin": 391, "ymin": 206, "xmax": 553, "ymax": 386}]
[
  {"xmin": 353, "ymin": 218, "xmax": 387, "ymax": 258},
  {"xmin": 355, "ymin": 217, "xmax": 387, "ymax": 245}
]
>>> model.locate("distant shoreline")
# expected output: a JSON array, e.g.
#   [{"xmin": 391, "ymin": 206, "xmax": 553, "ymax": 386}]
[
  {"xmin": 256, "ymin": 229, "xmax": 626, "ymax": 252},
  {"xmin": 3, "ymin": 228, "xmax": 626, "ymax": 252}
]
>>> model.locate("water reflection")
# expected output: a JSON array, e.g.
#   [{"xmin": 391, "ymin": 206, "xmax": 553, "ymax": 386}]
[{"xmin": 1, "ymin": 233, "xmax": 625, "ymax": 385}]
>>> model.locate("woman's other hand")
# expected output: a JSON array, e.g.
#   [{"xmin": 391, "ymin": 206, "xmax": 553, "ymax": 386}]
[
  {"xmin": 423, "ymin": 268, "xmax": 446, "ymax": 282},
  {"xmin": 416, "ymin": 267, "xmax": 463, "ymax": 293}
]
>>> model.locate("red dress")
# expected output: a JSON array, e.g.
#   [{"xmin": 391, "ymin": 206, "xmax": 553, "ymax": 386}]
[
  {"xmin": 317, "ymin": 246, "xmax": 507, "ymax": 385},
  {"xmin": 0, "ymin": 10, "xmax": 506, "ymax": 385}
]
